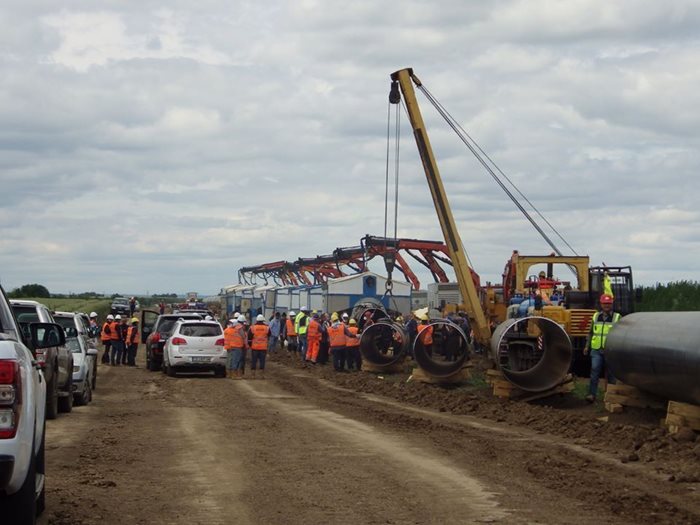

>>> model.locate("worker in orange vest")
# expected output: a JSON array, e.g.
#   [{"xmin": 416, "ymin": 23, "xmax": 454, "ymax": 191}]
[
  {"xmin": 417, "ymin": 315, "xmax": 434, "ymax": 356},
  {"xmin": 346, "ymin": 318, "xmax": 361, "ymax": 371},
  {"xmin": 248, "ymin": 314, "xmax": 270, "ymax": 379},
  {"xmin": 125, "ymin": 318, "xmax": 139, "ymax": 366},
  {"xmin": 306, "ymin": 312, "xmax": 322, "ymax": 364},
  {"xmin": 328, "ymin": 312, "xmax": 358, "ymax": 372},
  {"xmin": 109, "ymin": 315, "xmax": 122, "ymax": 365},
  {"xmin": 101, "ymin": 314, "xmax": 114, "ymax": 364},
  {"xmin": 285, "ymin": 311, "xmax": 298, "ymax": 354},
  {"xmin": 224, "ymin": 318, "xmax": 247, "ymax": 378}
]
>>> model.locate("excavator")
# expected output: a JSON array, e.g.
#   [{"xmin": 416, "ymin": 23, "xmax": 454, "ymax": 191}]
[{"xmin": 390, "ymin": 67, "xmax": 635, "ymax": 389}]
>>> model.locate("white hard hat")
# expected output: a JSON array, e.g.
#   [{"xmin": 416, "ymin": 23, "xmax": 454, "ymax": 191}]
[
  {"xmin": 89, "ymin": 311, "xmax": 98, "ymax": 318},
  {"xmin": 106, "ymin": 314, "xmax": 114, "ymax": 320},
  {"xmin": 233, "ymin": 311, "xmax": 240, "ymax": 317},
  {"xmin": 341, "ymin": 312, "xmax": 349, "ymax": 319},
  {"xmin": 115, "ymin": 314, "xmax": 122, "ymax": 320},
  {"xmin": 301, "ymin": 305, "xmax": 308, "ymax": 312},
  {"xmin": 230, "ymin": 318, "xmax": 238, "ymax": 325},
  {"xmin": 205, "ymin": 315, "xmax": 213, "ymax": 321},
  {"xmin": 256, "ymin": 314, "xmax": 265, "ymax": 322},
  {"xmin": 289, "ymin": 310, "xmax": 296, "ymax": 317}
]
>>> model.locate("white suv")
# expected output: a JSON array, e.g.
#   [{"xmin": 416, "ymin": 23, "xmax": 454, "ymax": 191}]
[
  {"xmin": 0, "ymin": 285, "xmax": 66, "ymax": 524},
  {"xmin": 162, "ymin": 320, "xmax": 227, "ymax": 377}
]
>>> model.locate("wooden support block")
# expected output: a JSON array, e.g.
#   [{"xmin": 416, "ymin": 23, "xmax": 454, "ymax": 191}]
[
  {"xmin": 605, "ymin": 402, "xmax": 624, "ymax": 414},
  {"xmin": 667, "ymin": 400, "xmax": 700, "ymax": 419},
  {"xmin": 603, "ymin": 392, "xmax": 665, "ymax": 409},
  {"xmin": 665, "ymin": 401, "xmax": 700, "ymax": 432},
  {"xmin": 606, "ymin": 383, "xmax": 644, "ymax": 397}
]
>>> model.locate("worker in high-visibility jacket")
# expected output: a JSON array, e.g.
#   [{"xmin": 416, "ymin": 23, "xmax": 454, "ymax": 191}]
[
  {"xmin": 306, "ymin": 312, "xmax": 322, "ymax": 364},
  {"xmin": 327, "ymin": 312, "xmax": 358, "ymax": 372},
  {"xmin": 101, "ymin": 314, "xmax": 114, "ymax": 364},
  {"xmin": 286, "ymin": 311, "xmax": 298, "ymax": 354},
  {"xmin": 224, "ymin": 318, "xmax": 247, "ymax": 379},
  {"xmin": 109, "ymin": 315, "xmax": 122, "ymax": 365},
  {"xmin": 296, "ymin": 307, "xmax": 309, "ymax": 361},
  {"xmin": 125, "ymin": 317, "xmax": 140, "ymax": 366},
  {"xmin": 417, "ymin": 315, "xmax": 434, "ymax": 356},
  {"xmin": 584, "ymin": 294, "xmax": 620, "ymax": 402},
  {"xmin": 248, "ymin": 314, "xmax": 270, "ymax": 379},
  {"xmin": 346, "ymin": 318, "xmax": 361, "ymax": 370}
]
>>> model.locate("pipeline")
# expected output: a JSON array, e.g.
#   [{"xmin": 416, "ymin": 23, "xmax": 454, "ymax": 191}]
[
  {"xmin": 606, "ymin": 312, "xmax": 700, "ymax": 405},
  {"xmin": 359, "ymin": 320, "xmax": 409, "ymax": 369},
  {"xmin": 490, "ymin": 316, "xmax": 573, "ymax": 392},
  {"xmin": 412, "ymin": 320, "xmax": 471, "ymax": 377}
]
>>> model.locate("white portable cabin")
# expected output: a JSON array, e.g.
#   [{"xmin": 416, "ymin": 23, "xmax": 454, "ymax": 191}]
[
  {"xmin": 255, "ymin": 284, "xmax": 278, "ymax": 319},
  {"xmin": 220, "ymin": 283, "xmax": 250, "ymax": 316},
  {"xmin": 323, "ymin": 272, "xmax": 412, "ymax": 314}
]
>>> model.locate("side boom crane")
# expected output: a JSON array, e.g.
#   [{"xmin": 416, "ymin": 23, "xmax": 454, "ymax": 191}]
[{"xmin": 390, "ymin": 68, "xmax": 491, "ymax": 346}]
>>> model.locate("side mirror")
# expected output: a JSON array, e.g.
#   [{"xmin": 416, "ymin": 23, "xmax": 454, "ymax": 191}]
[
  {"xmin": 87, "ymin": 348, "xmax": 99, "ymax": 357},
  {"xmin": 30, "ymin": 323, "xmax": 66, "ymax": 349}
]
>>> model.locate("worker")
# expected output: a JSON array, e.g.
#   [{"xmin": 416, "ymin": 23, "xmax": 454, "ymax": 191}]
[
  {"xmin": 268, "ymin": 311, "xmax": 282, "ymax": 353},
  {"xmin": 118, "ymin": 315, "xmax": 129, "ymax": 365},
  {"xmin": 126, "ymin": 318, "xmax": 139, "ymax": 366},
  {"xmin": 318, "ymin": 311, "xmax": 330, "ymax": 365},
  {"xmin": 129, "ymin": 296, "xmax": 136, "ymax": 317},
  {"xmin": 101, "ymin": 314, "xmax": 114, "ymax": 364},
  {"xmin": 328, "ymin": 312, "xmax": 357, "ymax": 372},
  {"xmin": 88, "ymin": 312, "xmax": 100, "ymax": 345},
  {"xmin": 417, "ymin": 314, "xmax": 433, "ymax": 356},
  {"xmin": 286, "ymin": 311, "xmax": 298, "ymax": 354},
  {"xmin": 296, "ymin": 306, "xmax": 309, "ymax": 361},
  {"xmin": 238, "ymin": 315, "xmax": 249, "ymax": 376},
  {"xmin": 224, "ymin": 319, "xmax": 247, "ymax": 378},
  {"xmin": 306, "ymin": 312, "xmax": 322, "ymax": 364},
  {"xmin": 346, "ymin": 318, "xmax": 361, "ymax": 370},
  {"xmin": 248, "ymin": 314, "xmax": 270, "ymax": 379},
  {"xmin": 584, "ymin": 294, "xmax": 621, "ymax": 403},
  {"xmin": 109, "ymin": 315, "xmax": 122, "ymax": 365}
]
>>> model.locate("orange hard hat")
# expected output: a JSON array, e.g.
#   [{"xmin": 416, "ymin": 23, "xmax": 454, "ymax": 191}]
[{"xmin": 599, "ymin": 294, "xmax": 614, "ymax": 304}]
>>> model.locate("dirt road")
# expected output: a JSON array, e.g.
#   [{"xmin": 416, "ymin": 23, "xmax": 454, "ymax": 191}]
[{"xmin": 40, "ymin": 351, "xmax": 700, "ymax": 524}]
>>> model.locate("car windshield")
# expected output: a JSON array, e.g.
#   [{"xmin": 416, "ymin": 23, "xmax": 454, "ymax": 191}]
[
  {"xmin": 66, "ymin": 337, "xmax": 83, "ymax": 353},
  {"xmin": 157, "ymin": 316, "xmax": 201, "ymax": 335},
  {"xmin": 55, "ymin": 317, "xmax": 79, "ymax": 338},
  {"xmin": 113, "ymin": 298, "xmax": 128, "ymax": 305},
  {"xmin": 179, "ymin": 323, "xmax": 222, "ymax": 337}
]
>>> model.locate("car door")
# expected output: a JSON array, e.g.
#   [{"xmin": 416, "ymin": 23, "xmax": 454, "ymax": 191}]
[
  {"xmin": 141, "ymin": 309, "xmax": 159, "ymax": 344},
  {"xmin": 45, "ymin": 308, "xmax": 70, "ymax": 386}
]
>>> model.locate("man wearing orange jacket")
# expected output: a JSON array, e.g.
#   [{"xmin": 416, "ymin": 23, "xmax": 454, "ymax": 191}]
[
  {"xmin": 306, "ymin": 312, "xmax": 322, "ymax": 364},
  {"xmin": 125, "ymin": 317, "xmax": 140, "ymax": 366},
  {"xmin": 248, "ymin": 314, "xmax": 270, "ymax": 379},
  {"xmin": 346, "ymin": 318, "xmax": 362, "ymax": 371},
  {"xmin": 417, "ymin": 315, "xmax": 434, "ymax": 356},
  {"xmin": 109, "ymin": 315, "xmax": 122, "ymax": 365},
  {"xmin": 224, "ymin": 318, "xmax": 247, "ymax": 379},
  {"xmin": 101, "ymin": 314, "xmax": 114, "ymax": 364}
]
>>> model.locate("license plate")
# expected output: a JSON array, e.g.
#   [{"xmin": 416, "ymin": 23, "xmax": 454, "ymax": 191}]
[{"xmin": 191, "ymin": 356, "xmax": 210, "ymax": 363}]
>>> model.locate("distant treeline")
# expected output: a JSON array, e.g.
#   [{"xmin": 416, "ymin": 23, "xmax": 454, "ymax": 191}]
[{"xmin": 636, "ymin": 281, "xmax": 700, "ymax": 311}]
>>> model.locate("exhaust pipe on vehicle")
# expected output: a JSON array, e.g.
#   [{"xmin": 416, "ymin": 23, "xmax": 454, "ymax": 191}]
[{"xmin": 490, "ymin": 316, "xmax": 572, "ymax": 392}]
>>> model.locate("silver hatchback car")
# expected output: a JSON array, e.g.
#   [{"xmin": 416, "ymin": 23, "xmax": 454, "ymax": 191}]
[{"xmin": 162, "ymin": 320, "xmax": 227, "ymax": 377}]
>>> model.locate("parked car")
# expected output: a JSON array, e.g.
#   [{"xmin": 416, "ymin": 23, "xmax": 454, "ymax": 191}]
[
  {"xmin": 110, "ymin": 297, "xmax": 130, "ymax": 316},
  {"xmin": 172, "ymin": 308, "xmax": 215, "ymax": 318},
  {"xmin": 53, "ymin": 312, "xmax": 97, "ymax": 390},
  {"xmin": 10, "ymin": 301, "xmax": 74, "ymax": 418},
  {"xmin": 140, "ymin": 311, "xmax": 204, "ymax": 371},
  {"xmin": 65, "ymin": 337, "xmax": 97, "ymax": 406},
  {"xmin": 162, "ymin": 319, "xmax": 227, "ymax": 377},
  {"xmin": 0, "ymin": 285, "xmax": 65, "ymax": 523}
]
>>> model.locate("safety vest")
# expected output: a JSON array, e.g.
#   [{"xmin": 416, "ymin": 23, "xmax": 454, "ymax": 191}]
[
  {"xmin": 250, "ymin": 324, "xmax": 270, "ymax": 351},
  {"xmin": 307, "ymin": 319, "xmax": 320, "ymax": 341},
  {"xmin": 346, "ymin": 326, "xmax": 360, "ymax": 347},
  {"xmin": 286, "ymin": 318, "xmax": 296, "ymax": 336},
  {"xmin": 231, "ymin": 325, "xmax": 246, "ymax": 348},
  {"xmin": 101, "ymin": 322, "xmax": 112, "ymax": 342},
  {"xmin": 590, "ymin": 312, "xmax": 621, "ymax": 351},
  {"xmin": 418, "ymin": 324, "xmax": 433, "ymax": 345},
  {"xmin": 109, "ymin": 321, "xmax": 120, "ymax": 341},
  {"xmin": 328, "ymin": 323, "xmax": 346, "ymax": 348},
  {"xmin": 296, "ymin": 313, "xmax": 308, "ymax": 335},
  {"xmin": 223, "ymin": 326, "xmax": 236, "ymax": 350},
  {"xmin": 126, "ymin": 326, "xmax": 138, "ymax": 345}
]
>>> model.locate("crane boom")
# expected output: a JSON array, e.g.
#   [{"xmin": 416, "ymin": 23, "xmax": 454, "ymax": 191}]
[{"xmin": 391, "ymin": 67, "xmax": 491, "ymax": 345}]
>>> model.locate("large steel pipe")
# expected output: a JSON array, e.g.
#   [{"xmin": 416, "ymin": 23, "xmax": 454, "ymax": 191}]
[
  {"xmin": 490, "ymin": 316, "xmax": 573, "ymax": 392},
  {"xmin": 606, "ymin": 312, "xmax": 700, "ymax": 405},
  {"xmin": 413, "ymin": 320, "xmax": 471, "ymax": 377},
  {"xmin": 359, "ymin": 321, "xmax": 409, "ymax": 369}
]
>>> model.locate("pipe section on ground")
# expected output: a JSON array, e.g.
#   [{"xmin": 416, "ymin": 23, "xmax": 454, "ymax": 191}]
[
  {"xmin": 490, "ymin": 316, "xmax": 572, "ymax": 392},
  {"xmin": 412, "ymin": 320, "xmax": 471, "ymax": 377},
  {"xmin": 359, "ymin": 321, "xmax": 409, "ymax": 369},
  {"xmin": 606, "ymin": 312, "xmax": 700, "ymax": 405}
]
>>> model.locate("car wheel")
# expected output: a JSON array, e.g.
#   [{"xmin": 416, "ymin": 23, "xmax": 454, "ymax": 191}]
[
  {"xmin": 0, "ymin": 430, "xmax": 38, "ymax": 524},
  {"xmin": 214, "ymin": 367, "xmax": 226, "ymax": 378},
  {"xmin": 58, "ymin": 375, "xmax": 73, "ymax": 413},
  {"xmin": 36, "ymin": 423, "xmax": 46, "ymax": 516},
  {"xmin": 166, "ymin": 362, "xmax": 176, "ymax": 377},
  {"xmin": 45, "ymin": 373, "xmax": 58, "ymax": 421}
]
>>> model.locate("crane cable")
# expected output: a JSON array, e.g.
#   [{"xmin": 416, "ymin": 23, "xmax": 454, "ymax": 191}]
[{"xmin": 417, "ymin": 84, "xmax": 578, "ymax": 257}]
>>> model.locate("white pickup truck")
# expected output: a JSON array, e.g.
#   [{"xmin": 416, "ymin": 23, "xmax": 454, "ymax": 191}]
[{"xmin": 0, "ymin": 286, "xmax": 65, "ymax": 525}]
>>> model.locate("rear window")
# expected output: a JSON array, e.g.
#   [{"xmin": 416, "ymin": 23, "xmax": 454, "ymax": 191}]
[
  {"xmin": 178, "ymin": 323, "xmax": 222, "ymax": 337},
  {"xmin": 156, "ymin": 315, "xmax": 202, "ymax": 334},
  {"xmin": 55, "ymin": 316, "xmax": 79, "ymax": 337},
  {"xmin": 11, "ymin": 305, "xmax": 39, "ymax": 323},
  {"xmin": 66, "ymin": 338, "xmax": 83, "ymax": 353}
]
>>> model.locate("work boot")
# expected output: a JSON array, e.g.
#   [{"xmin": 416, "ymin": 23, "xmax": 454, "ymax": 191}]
[{"xmin": 585, "ymin": 394, "xmax": 595, "ymax": 403}]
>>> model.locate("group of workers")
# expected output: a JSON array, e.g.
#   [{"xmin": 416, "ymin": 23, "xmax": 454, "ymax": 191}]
[
  {"xmin": 222, "ymin": 307, "xmax": 363, "ymax": 378},
  {"xmin": 98, "ymin": 313, "xmax": 141, "ymax": 366}
]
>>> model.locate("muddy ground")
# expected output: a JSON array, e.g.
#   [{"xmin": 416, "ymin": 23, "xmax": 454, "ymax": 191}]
[{"xmin": 39, "ymin": 348, "xmax": 700, "ymax": 524}]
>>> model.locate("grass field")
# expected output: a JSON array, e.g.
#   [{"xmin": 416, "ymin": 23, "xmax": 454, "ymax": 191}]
[{"xmin": 20, "ymin": 297, "xmax": 113, "ymax": 320}]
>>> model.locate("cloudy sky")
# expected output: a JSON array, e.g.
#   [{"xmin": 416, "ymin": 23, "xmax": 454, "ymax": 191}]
[{"xmin": 1, "ymin": 0, "xmax": 698, "ymax": 296}]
